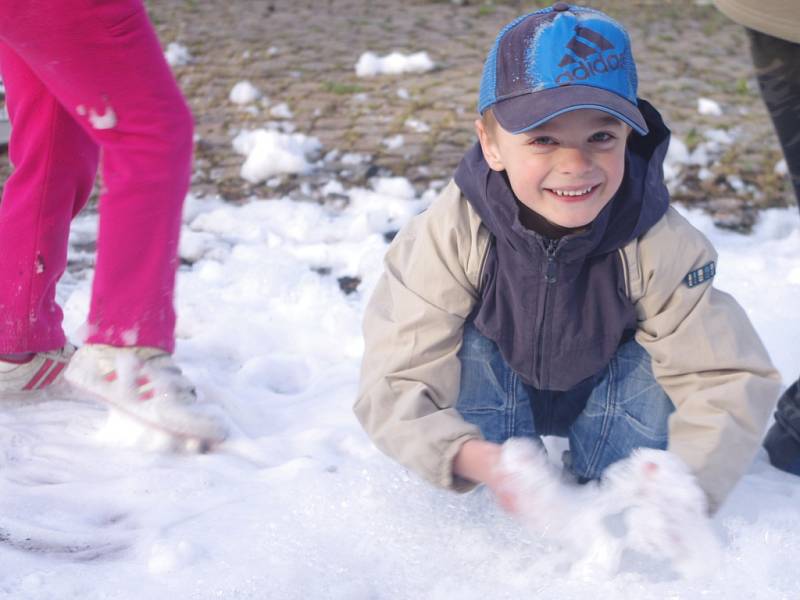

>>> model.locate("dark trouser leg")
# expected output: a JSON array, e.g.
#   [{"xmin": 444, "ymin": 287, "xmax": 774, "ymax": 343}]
[
  {"xmin": 764, "ymin": 380, "xmax": 800, "ymax": 475},
  {"xmin": 747, "ymin": 28, "xmax": 800, "ymax": 204},
  {"xmin": 747, "ymin": 29, "xmax": 800, "ymax": 475}
]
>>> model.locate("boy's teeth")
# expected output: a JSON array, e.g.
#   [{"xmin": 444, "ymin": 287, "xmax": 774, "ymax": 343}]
[{"xmin": 553, "ymin": 186, "xmax": 593, "ymax": 197}]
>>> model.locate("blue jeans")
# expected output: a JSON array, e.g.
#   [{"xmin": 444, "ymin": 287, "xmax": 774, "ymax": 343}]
[{"xmin": 456, "ymin": 322, "xmax": 674, "ymax": 481}]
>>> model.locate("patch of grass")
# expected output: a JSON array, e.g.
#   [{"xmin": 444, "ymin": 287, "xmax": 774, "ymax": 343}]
[
  {"xmin": 685, "ymin": 127, "xmax": 701, "ymax": 151},
  {"xmin": 478, "ymin": 4, "xmax": 496, "ymax": 16},
  {"xmin": 736, "ymin": 78, "xmax": 750, "ymax": 96},
  {"xmin": 322, "ymin": 81, "xmax": 366, "ymax": 95}
]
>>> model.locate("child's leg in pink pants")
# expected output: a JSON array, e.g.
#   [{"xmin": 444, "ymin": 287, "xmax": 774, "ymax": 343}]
[
  {"xmin": 0, "ymin": 45, "xmax": 99, "ymax": 355},
  {"xmin": 0, "ymin": 1, "xmax": 193, "ymax": 354}
]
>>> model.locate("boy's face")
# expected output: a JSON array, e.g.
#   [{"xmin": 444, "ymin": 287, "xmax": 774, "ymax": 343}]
[{"xmin": 475, "ymin": 109, "xmax": 630, "ymax": 229}]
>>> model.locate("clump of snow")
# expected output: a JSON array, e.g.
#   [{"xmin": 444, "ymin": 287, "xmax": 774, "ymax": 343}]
[
  {"xmin": 698, "ymin": 97, "xmax": 723, "ymax": 116},
  {"xmin": 370, "ymin": 176, "xmax": 416, "ymax": 199},
  {"xmin": 88, "ymin": 105, "xmax": 117, "ymax": 130},
  {"xmin": 165, "ymin": 42, "xmax": 192, "ymax": 67},
  {"xmin": 340, "ymin": 152, "xmax": 368, "ymax": 165},
  {"xmin": 602, "ymin": 448, "xmax": 721, "ymax": 579},
  {"xmin": 355, "ymin": 51, "xmax": 435, "ymax": 77},
  {"xmin": 269, "ymin": 103, "xmax": 293, "ymax": 119},
  {"xmin": 664, "ymin": 128, "xmax": 740, "ymax": 191},
  {"xmin": 229, "ymin": 81, "xmax": 261, "ymax": 105},
  {"xmin": 179, "ymin": 230, "xmax": 221, "ymax": 264},
  {"xmin": 232, "ymin": 129, "xmax": 321, "ymax": 183},
  {"xmin": 704, "ymin": 128, "xmax": 734, "ymax": 145},
  {"xmin": 664, "ymin": 136, "xmax": 689, "ymax": 190},
  {"xmin": 775, "ymin": 159, "xmax": 788, "ymax": 176},
  {"xmin": 405, "ymin": 118, "xmax": 430, "ymax": 133},
  {"xmin": 501, "ymin": 439, "xmax": 719, "ymax": 579},
  {"xmin": 728, "ymin": 174, "xmax": 746, "ymax": 192},
  {"xmin": 382, "ymin": 134, "xmax": 404, "ymax": 150},
  {"xmin": 321, "ymin": 180, "xmax": 346, "ymax": 196},
  {"xmin": 692, "ymin": 128, "xmax": 735, "ymax": 166},
  {"xmin": 689, "ymin": 143, "xmax": 710, "ymax": 167}
]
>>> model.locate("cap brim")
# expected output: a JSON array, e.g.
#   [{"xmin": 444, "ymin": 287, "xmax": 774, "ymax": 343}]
[{"xmin": 491, "ymin": 85, "xmax": 649, "ymax": 136}]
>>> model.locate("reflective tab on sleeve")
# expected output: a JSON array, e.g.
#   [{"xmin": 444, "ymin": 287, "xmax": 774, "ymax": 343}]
[{"xmin": 685, "ymin": 261, "xmax": 716, "ymax": 288}]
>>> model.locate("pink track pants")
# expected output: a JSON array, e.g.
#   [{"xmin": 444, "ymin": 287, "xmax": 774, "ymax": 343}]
[{"xmin": 0, "ymin": 1, "xmax": 193, "ymax": 354}]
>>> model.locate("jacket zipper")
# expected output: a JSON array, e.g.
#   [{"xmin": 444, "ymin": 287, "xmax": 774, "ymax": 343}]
[
  {"xmin": 617, "ymin": 248, "xmax": 631, "ymax": 299},
  {"xmin": 476, "ymin": 235, "xmax": 494, "ymax": 293},
  {"xmin": 535, "ymin": 239, "xmax": 558, "ymax": 387}
]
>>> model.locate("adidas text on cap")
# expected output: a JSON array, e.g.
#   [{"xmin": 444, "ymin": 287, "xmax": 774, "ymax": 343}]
[{"xmin": 478, "ymin": 3, "xmax": 648, "ymax": 135}]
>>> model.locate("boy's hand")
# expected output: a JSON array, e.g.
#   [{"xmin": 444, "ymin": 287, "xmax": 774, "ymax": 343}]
[{"xmin": 453, "ymin": 439, "xmax": 522, "ymax": 513}]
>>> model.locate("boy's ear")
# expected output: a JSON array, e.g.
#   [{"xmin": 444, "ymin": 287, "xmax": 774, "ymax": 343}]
[{"xmin": 475, "ymin": 118, "xmax": 505, "ymax": 172}]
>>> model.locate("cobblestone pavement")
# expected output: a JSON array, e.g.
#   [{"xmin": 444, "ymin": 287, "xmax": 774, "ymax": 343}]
[{"xmin": 2, "ymin": 0, "xmax": 796, "ymax": 230}]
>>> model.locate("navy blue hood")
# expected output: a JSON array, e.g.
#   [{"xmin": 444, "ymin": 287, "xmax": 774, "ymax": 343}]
[{"xmin": 453, "ymin": 100, "xmax": 672, "ymax": 390}]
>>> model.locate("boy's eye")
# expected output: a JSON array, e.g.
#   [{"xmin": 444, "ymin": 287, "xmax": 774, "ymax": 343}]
[
  {"xmin": 529, "ymin": 136, "xmax": 556, "ymax": 146},
  {"xmin": 589, "ymin": 131, "xmax": 615, "ymax": 143}
]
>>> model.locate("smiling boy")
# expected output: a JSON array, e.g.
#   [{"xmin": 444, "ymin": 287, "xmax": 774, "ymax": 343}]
[{"xmin": 355, "ymin": 3, "xmax": 781, "ymax": 513}]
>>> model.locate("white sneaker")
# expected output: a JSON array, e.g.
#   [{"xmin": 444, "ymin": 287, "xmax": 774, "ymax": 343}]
[
  {"xmin": 0, "ymin": 345, "xmax": 75, "ymax": 392},
  {"xmin": 64, "ymin": 344, "xmax": 227, "ymax": 447}
]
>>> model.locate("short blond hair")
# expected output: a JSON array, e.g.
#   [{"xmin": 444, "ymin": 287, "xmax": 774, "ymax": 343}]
[{"xmin": 480, "ymin": 108, "xmax": 500, "ymax": 140}]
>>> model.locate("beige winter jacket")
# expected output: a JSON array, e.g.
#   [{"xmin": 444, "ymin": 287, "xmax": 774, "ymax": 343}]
[
  {"xmin": 714, "ymin": 0, "xmax": 800, "ymax": 43},
  {"xmin": 355, "ymin": 181, "xmax": 781, "ymax": 511}
]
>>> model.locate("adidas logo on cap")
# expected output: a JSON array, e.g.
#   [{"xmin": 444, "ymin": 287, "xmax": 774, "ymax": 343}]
[{"xmin": 555, "ymin": 26, "xmax": 625, "ymax": 85}]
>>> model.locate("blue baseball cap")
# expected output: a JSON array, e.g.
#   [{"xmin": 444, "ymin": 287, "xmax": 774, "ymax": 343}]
[{"xmin": 478, "ymin": 3, "xmax": 648, "ymax": 135}]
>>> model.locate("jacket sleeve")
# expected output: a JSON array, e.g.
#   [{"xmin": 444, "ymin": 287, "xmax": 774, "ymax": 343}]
[
  {"xmin": 354, "ymin": 181, "xmax": 489, "ymax": 491},
  {"xmin": 628, "ymin": 207, "xmax": 782, "ymax": 511}
]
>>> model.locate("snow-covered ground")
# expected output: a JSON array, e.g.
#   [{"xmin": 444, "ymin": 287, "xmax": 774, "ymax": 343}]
[
  {"xmin": 2, "ymin": 116, "xmax": 800, "ymax": 598},
  {"xmin": 355, "ymin": 51, "xmax": 435, "ymax": 77}
]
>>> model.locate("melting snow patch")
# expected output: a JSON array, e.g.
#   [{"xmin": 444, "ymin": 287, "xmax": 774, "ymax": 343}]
[
  {"xmin": 728, "ymin": 174, "xmax": 746, "ymax": 192},
  {"xmin": 165, "ymin": 42, "xmax": 192, "ymax": 67},
  {"xmin": 370, "ymin": 177, "xmax": 416, "ymax": 200},
  {"xmin": 704, "ymin": 128, "xmax": 734, "ymax": 145},
  {"xmin": 382, "ymin": 134, "xmax": 404, "ymax": 150},
  {"xmin": 405, "ymin": 118, "xmax": 430, "ymax": 133},
  {"xmin": 340, "ymin": 152, "xmax": 368, "ymax": 165},
  {"xmin": 321, "ymin": 180, "xmax": 346, "ymax": 196},
  {"xmin": 664, "ymin": 136, "xmax": 689, "ymax": 190},
  {"xmin": 233, "ymin": 129, "xmax": 321, "ymax": 183},
  {"xmin": 355, "ymin": 51, "xmax": 435, "ymax": 77},
  {"xmin": 269, "ymin": 103, "xmax": 293, "ymax": 119},
  {"xmin": 698, "ymin": 97, "xmax": 723, "ymax": 116},
  {"xmin": 229, "ymin": 81, "xmax": 262, "ymax": 105}
]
